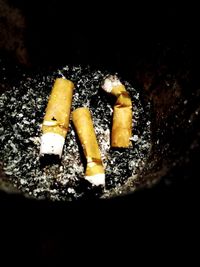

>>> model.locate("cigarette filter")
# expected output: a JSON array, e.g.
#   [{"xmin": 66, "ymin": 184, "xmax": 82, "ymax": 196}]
[
  {"xmin": 40, "ymin": 78, "xmax": 74, "ymax": 158},
  {"xmin": 102, "ymin": 75, "xmax": 132, "ymax": 148},
  {"xmin": 72, "ymin": 107, "xmax": 105, "ymax": 186}
]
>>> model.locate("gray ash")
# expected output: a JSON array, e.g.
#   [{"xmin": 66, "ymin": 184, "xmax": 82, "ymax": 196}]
[{"xmin": 0, "ymin": 65, "xmax": 152, "ymax": 200}]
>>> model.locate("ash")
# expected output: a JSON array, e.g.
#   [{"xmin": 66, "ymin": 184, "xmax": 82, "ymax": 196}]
[{"xmin": 0, "ymin": 65, "xmax": 152, "ymax": 200}]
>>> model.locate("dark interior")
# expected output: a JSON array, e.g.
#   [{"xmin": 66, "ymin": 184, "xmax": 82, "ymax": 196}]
[{"xmin": 0, "ymin": 0, "xmax": 199, "ymax": 260}]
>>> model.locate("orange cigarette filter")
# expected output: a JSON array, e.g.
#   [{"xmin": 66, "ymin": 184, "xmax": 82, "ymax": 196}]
[
  {"xmin": 102, "ymin": 75, "xmax": 132, "ymax": 148},
  {"xmin": 72, "ymin": 107, "xmax": 105, "ymax": 186},
  {"xmin": 40, "ymin": 78, "xmax": 74, "ymax": 158}
]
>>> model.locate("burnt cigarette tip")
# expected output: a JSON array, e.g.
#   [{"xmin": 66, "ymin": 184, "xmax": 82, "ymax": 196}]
[
  {"xmin": 85, "ymin": 173, "xmax": 105, "ymax": 186},
  {"xmin": 101, "ymin": 75, "xmax": 122, "ymax": 93},
  {"xmin": 40, "ymin": 133, "xmax": 65, "ymax": 158}
]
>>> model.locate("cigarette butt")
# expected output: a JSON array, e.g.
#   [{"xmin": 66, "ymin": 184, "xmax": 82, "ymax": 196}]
[
  {"xmin": 40, "ymin": 78, "xmax": 74, "ymax": 158},
  {"xmin": 72, "ymin": 107, "xmax": 105, "ymax": 186},
  {"xmin": 102, "ymin": 75, "xmax": 132, "ymax": 148}
]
